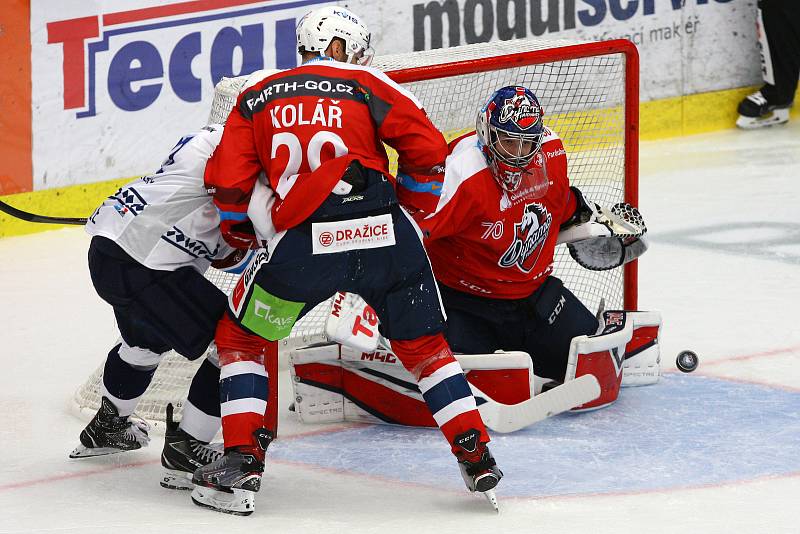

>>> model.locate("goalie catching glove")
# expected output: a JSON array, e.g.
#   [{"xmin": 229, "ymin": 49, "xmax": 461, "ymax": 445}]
[{"xmin": 559, "ymin": 194, "xmax": 649, "ymax": 271}]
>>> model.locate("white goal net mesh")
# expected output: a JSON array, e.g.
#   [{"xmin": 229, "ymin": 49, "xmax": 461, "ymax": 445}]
[{"xmin": 73, "ymin": 38, "xmax": 637, "ymax": 426}]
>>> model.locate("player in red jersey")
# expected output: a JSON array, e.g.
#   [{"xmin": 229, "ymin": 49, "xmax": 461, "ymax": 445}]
[
  {"xmin": 193, "ymin": 6, "xmax": 501, "ymax": 515},
  {"xmin": 414, "ymin": 86, "xmax": 649, "ymax": 388}
]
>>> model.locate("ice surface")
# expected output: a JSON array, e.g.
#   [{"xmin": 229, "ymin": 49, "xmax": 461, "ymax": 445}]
[{"xmin": 1, "ymin": 120, "xmax": 799, "ymax": 533}]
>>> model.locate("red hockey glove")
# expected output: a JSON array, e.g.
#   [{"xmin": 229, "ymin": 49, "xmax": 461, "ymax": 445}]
[
  {"xmin": 211, "ymin": 248, "xmax": 254, "ymax": 273},
  {"xmin": 219, "ymin": 219, "xmax": 260, "ymax": 250}
]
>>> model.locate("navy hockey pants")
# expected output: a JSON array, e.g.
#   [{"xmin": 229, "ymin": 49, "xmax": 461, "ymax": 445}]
[
  {"xmin": 439, "ymin": 276, "xmax": 598, "ymax": 381},
  {"xmin": 229, "ymin": 172, "xmax": 445, "ymax": 342},
  {"xmin": 88, "ymin": 236, "xmax": 227, "ymax": 359}
]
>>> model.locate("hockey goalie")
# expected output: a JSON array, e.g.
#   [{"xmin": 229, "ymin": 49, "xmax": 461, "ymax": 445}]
[{"xmin": 289, "ymin": 85, "xmax": 662, "ymax": 432}]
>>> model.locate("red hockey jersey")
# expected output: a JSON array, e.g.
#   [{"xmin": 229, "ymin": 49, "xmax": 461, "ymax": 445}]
[
  {"xmin": 204, "ymin": 59, "xmax": 447, "ymax": 233},
  {"xmin": 418, "ymin": 130, "xmax": 577, "ymax": 299}
]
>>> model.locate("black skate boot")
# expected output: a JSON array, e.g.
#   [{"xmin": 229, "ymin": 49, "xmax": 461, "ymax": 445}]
[
  {"xmin": 736, "ymin": 90, "xmax": 791, "ymax": 129},
  {"xmin": 160, "ymin": 403, "xmax": 223, "ymax": 490},
  {"xmin": 454, "ymin": 429, "xmax": 503, "ymax": 512},
  {"xmin": 69, "ymin": 396, "xmax": 150, "ymax": 458},
  {"xmin": 191, "ymin": 428, "xmax": 273, "ymax": 516}
]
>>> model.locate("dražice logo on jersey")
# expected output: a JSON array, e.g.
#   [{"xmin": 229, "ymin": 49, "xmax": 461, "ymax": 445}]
[
  {"xmin": 498, "ymin": 92, "xmax": 541, "ymax": 130},
  {"xmin": 498, "ymin": 203, "xmax": 551, "ymax": 273}
]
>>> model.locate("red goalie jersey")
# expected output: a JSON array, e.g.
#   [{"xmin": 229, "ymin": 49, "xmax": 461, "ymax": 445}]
[
  {"xmin": 417, "ymin": 129, "xmax": 578, "ymax": 299},
  {"xmin": 204, "ymin": 60, "xmax": 447, "ymax": 234}
]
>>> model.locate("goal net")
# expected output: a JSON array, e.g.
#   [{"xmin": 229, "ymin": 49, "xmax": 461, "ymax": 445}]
[{"xmin": 72, "ymin": 37, "xmax": 639, "ymax": 427}]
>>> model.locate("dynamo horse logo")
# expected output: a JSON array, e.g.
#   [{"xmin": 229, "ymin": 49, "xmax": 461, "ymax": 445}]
[
  {"xmin": 498, "ymin": 203, "xmax": 552, "ymax": 273},
  {"xmin": 497, "ymin": 88, "xmax": 542, "ymax": 130}
]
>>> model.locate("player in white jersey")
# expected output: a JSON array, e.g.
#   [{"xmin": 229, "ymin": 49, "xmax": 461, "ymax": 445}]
[{"xmin": 70, "ymin": 72, "xmax": 269, "ymax": 491}]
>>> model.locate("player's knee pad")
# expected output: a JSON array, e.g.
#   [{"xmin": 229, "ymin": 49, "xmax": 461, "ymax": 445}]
[
  {"xmin": 390, "ymin": 333, "xmax": 452, "ymax": 379},
  {"xmin": 117, "ymin": 338, "xmax": 165, "ymax": 370},
  {"xmin": 218, "ymin": 348, "xmax": 265, "ymax": 367},
  {"xmin": 215, "ymin": 313, "xmax": 267, "ymax": 355},
  {"xmin": 204, "ymin": 342, "xmax": 221, "ymax": 368},
  {"xmin": 565, "ymin": 310, "xmax": 662, "ymax": 410}
]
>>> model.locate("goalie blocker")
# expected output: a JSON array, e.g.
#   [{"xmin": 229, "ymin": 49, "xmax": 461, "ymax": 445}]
[{"xmin": 290, "ymin": 310, "xmax": 661, "ymax": 429}]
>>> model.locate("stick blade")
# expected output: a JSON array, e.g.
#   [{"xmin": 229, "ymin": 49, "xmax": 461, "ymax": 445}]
[{"xmin": 476, "ymin": 374, "xmax": 601, "ymax": 433}]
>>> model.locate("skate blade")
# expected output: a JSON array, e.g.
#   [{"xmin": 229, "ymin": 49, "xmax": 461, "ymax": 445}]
[
  {"xmin": 191, "ymin": 485, "xmax": 255, "ymax": 516},
  {"xmin": 69, "ymin": 444, "xmax": 132, "ymax": 459},
  {"xmin": 482, "ymin": 489, "xmax": 500, "ymax": 513},
  {"xmin": 160, "ymin": 469, "xmax": 194, "ymax": 490},
  {"xmin": 736, "ymin": 109, "xmax": 789, "ymax": 129}
]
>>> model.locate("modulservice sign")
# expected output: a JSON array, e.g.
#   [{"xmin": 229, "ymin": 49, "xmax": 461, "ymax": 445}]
[{"xmin": 367, "ymin": 0, "xmax": 759, "ymax": 100}]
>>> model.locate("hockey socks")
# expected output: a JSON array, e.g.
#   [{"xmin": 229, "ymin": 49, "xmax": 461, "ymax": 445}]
[
  {"xmin": 101, "ymin": 341, "xmax": 160, "ymax": 416},
  {"xmin": 218, "ymin": 352, "xmax": 269, "ymax": 448},
  {"xmin": 181, "ymin": 357, "xmax": 222, "ymax": 442},
  {"xmin": 392, "ymin": 335, "xmax": 490, "ymax": 456}
]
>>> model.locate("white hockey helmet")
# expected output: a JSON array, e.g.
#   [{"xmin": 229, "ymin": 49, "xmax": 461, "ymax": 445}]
[{"xmin": 296, "ymin": 6, "xmax": 373, "ymax": 65}]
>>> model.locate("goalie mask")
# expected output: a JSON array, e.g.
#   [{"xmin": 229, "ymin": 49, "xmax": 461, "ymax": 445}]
[
  {"xmin": 477, "ymin": 86, "xmax": 548, "ymax": 196},
  {"xmin": 296, "ymin": 6, "xmax": 374, "ymax": 66}
]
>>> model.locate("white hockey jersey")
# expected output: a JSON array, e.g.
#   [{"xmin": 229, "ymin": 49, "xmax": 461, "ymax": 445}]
[{"xmin": 86, "ymin": 125, "xmax": 234, "ymax": 273}]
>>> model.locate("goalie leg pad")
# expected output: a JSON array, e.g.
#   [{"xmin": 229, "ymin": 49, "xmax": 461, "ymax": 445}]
[
  {"xmin": 290, "ymin": 344, "xmax": 346, "ymax": 424},
  {"xmin": 620, "ymin": 311, "xmax": 662, "ymax": 387},
  {"xmin": 457, "ymin": 352, "xmax": 533, "ymax": 405},
  {"xmin": 565, "ymin": 314, "xmax": 632, "ymax": 411},
  {"xmin": 290, "ymin": 346, "xmax": 534, "ymax": 429},
  {"xmin": 565, "ymin": 310, "xmax": 663, "ymax": 408}
]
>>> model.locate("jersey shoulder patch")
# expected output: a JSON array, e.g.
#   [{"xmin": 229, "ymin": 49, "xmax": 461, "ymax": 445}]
[
  {"xmin": 436, "ymin": 136, "xmax": 489, "ymax": 212},
  {"xmin": 541, "ymin": 126, "xmax": 562, "ymax": 144}
]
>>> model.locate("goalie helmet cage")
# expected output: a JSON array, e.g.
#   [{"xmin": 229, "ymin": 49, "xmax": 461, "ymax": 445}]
[{"xmin": 71, "ymin": 38, "xmax": 639, "ymax": 428}]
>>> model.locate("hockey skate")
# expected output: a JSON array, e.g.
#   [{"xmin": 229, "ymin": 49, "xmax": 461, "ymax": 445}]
[
  {"xmin": 160, "ymin": 404, "xmax": 223, "ymax": 490},
  {"xmin": 454, "ymin": 429, "xmax": 503, "ymax": 512},
  {"xmin": 736, "ymin": 90, "xmax": 791, "ymax": 129},
  {"xmin": 69, "ymin": 396, "xmax": 150, "ymax": 458},
  {"xmin": 191, "ymin": 428, "xmax": 273, "ymax": 516}
]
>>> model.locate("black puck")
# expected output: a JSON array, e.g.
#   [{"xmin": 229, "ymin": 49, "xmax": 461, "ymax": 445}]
[{"xmin": 676, "ymin": 350, "xmax": 699, "ymax": 373}]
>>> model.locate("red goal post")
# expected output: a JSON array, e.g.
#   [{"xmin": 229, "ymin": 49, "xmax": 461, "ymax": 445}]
[{"xmin": 72, "ymin": 37, "xmax": 640, "ymax": 427}]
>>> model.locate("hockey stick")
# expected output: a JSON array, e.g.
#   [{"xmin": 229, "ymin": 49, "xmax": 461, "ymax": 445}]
[
  {"xmin": 471, "ymin": 374, "xmax": 601, "ymax": 433},
  {"xmin": 0, "ymin": 199, "xmax": 88, "ymax": 225},
  {"xmin": 322, "ymin": 292, "xmax": 601, "ymax": 432}
]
